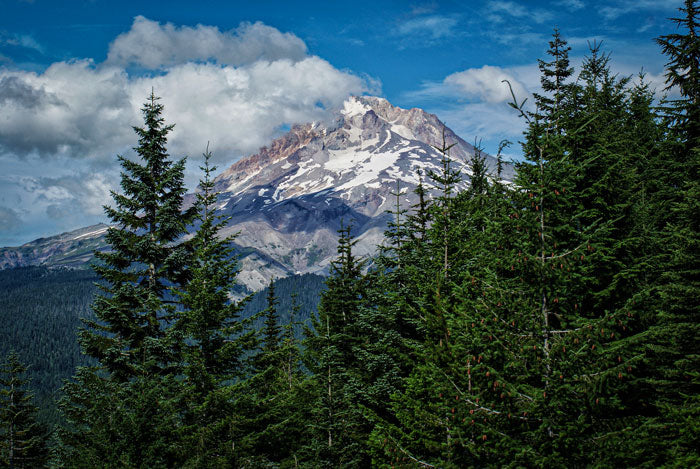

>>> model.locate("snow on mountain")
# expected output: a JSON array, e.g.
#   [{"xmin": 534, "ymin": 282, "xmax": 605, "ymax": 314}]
[
  {"xmin": 0, "ymin": 96, "xmax": 511, "ymax": 291},
  {"xmin": 207, "ymin": 95, "xmax": 510, "ymax": 283}
]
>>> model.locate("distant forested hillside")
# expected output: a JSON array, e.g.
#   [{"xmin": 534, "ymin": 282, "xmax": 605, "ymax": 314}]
[
  {"xmin": 0, "ymin": 267, "xmax": 98, "ymax": 423},
  {"xmin": 241, "ymin": 273, "xmax": 325, "ymax": 328},
  {"xmin": 0, "ymin": 266, "xmax": 325, "ymax": 425}
]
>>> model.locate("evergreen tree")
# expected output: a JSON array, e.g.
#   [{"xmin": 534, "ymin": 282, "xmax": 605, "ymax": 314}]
[
  {"xmin": 625, "ymin": 2, "xmax": 700, "ymax": 464},
  {"xmin": 0, "ymin": 352, "xmax": 48, "ymax": 469},
  {"xmin": 656, "ymin": 0, "xmax": 700, "ymax": 151},
  {"xmin": 174, "ymin": 147, "xmax": 252, "ymax": 467},
  {"xmin": 533, "ymin": 27, "xmax": 574, "ymax": 134},
  {"xmin": 377, "ymin": 31, "xmax": 655, "ymax": 467},
  {"xmin": 56, "ymin": 92, "xmax": 196, "ymax": 466},
  {"xmin": 304, "ymin": 223, "xmax": 372, "ymax": 467},
  {"xmin": 80, "ymin": 91, "xmax": 197, "ymax": 379},
  {"xmin": 374, "ymin": 141, "xmax": 510, "ymax": 467},
  {"xmin": 239, "ymin": 289, "xmax": 312, "ymax": 467},
  {"xmin": 261, "ymin": 279, "xmax": 282, "ymax": 356},
  {"xmin": 427, "ymin": 128, "xmax": 461, "ymax": 282}
]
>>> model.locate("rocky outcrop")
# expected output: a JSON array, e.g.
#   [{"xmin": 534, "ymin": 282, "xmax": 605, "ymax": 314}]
[{"xmin": 0, "ymin": 96, "xmax": 511, "ymax": 290}]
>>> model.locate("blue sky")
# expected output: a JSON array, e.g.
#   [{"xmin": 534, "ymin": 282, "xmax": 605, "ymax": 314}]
[{"xmin": 0, "ymin": 0, "xmax": 681, "ymax": 245}]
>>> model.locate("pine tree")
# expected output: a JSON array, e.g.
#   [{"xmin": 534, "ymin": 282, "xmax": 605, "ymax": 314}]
[
  {"xmin": 625, "ymin": 2, "xmax": 700, "ymax": 464},
  {"xmin": 174, "ymin": 147, "xmax": 252, "ymax": 467},
  {"xmin": 57, "ymin": 92, "xmax": 196, "ymax": 466},
  {"xmin": 0, "ymin": 352, "xmax": 48, "ymax": 469},
  {"xmin": 303, "ymin": 223, "xmax": 372, "ymax": 466},
  {"xmin": 80, "ymin": 91, "xmax": 197, "ymax": 379}
]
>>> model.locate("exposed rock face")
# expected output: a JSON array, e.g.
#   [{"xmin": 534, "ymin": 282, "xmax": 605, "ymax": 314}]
[
  {"xmin": 208, "ymin": 96, "xmax": 510, "ymax": 280},
  {"xmin": 0, "ymin": 224, "xmax": 110, "ymax": 270},
  {"xmin": 0, "ymin": 96, "xmax": 511, "ymax": 290}
]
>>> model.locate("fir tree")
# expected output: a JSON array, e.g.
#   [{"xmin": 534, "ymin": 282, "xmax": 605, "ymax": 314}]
[
  {"xmin": 239, "ymin": 290, "xmax": 312, "ymax": 467},
  {"xmin": 80, "ymin": 91, "xmax": 197, "ymax": 379},
  {"xmin": 304, "ymin": 223, "xmax": 372, "ymax": 467},
  {"xmin": 656, "ymin": 0, "xmax": 700, "ymax": 151},
  {"xmin": 174, "ymin": 147, "xmax": 252, "ymax": 467},
  {"xmin": 0, "ymin": 352, "xmax": 48, "ymax": 469},
  {"xmin": 626, "ymin": 2, "xmax": 700, "ymax": 464},
  {"xmin": 378, "ymin": 32, "xmax": 652, "ymax": 467},
  {"xmin": 57, "ymin": 92, "xmax": 196, "ymax": 466},
  {"xmin": 261, "ymin": 279, "xmax": 282, "ymax": 356}
]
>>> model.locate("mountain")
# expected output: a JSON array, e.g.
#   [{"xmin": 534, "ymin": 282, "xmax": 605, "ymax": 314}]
[
  {"xmin": 0, "ymin": 96, "xmax": 510, "ymax": 290},
  {"xmin": 0, "ymin": 224, "xmax": 110, "ymax": 270}
]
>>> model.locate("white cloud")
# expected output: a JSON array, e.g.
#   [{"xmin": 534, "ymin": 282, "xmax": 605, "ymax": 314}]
[
  {"xmin": 135, "ymin": 57, "xmax": 369, "ymax": 158},
  {"xmin": 22, "ymin": 172, "xmax": 113, "ymax": 219},
  {"xmin": 445, "ymin": 66, "xmax": 529, "ymax": 103},
  {"xmin": 0, "ymin": 16, "xmax": 370, "ymax": 163},
  {"xmin": 485, "ymin": 1, "xmax": 554, "ymax": 24},
  {"xmin": 0, "ymin": 62, "xmax": 136, "ymax": 159},
  {"xmin": 0, "ymin": 56, "xmax": 368, "ymax": 162},
  {"xmin": 0, "ymin": 17, "xmax": 374, "ymax": 245},
  {"xmin": 401, "ymin": 64, "xmax": 536, "ymax": 159},
  {"xmin": 600, "ymin": 0, "xmax": 679, "ymax": 21},
  {"xmin": 395, "ymin": 14, "xmax": 459, "ymax": 40},
  {"xmin": 407, "ymin": 65, "xmax": 532, "ymax": 104},
  {"xmin": 438, "ymin": 101, "xmax": 526, "ymax": 144},
  {"xmin": 106, "ymin": 16, "xmax": 308, "ymax": 68}
]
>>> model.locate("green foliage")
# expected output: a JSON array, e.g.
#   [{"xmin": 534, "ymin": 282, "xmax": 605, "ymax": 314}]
[
  {"xmin": 0, "ymin": 267, "xmax": 98, "ymax": 426},
  {"xmin": 80, "ymin": 92, "xmax": 196, "ymax": 380},
  {"xmin": 303, "ymin": 223, "xmax": 395, "ymax": 467},
  {"xmin": 236, "ymin": 289, "xmax": 312, "ymax": 467},
  {"xmin": 624, "ymin": 2, "xmax": 700, "ymax": 464},
  {"xmin": 56, "ymin": 93, "xmax": 198, "ymax": 465},
  {"xmin": 0, "ymin": 351, "xmax": 49, "ymax": 469},
  {"xmin": 241, "ymin": 273, "xmax": 325, "ymax": 331},
  {"xmin": 172, "ymin": 148, "xmax": 255, "ymax": 467},
  {"xmin": 2, "ymin": 10, "xmax": 699, "ymax": 465}
]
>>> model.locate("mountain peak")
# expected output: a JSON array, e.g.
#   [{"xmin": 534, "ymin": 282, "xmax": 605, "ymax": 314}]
[
  {"xmin": 213, "ymin": 94, "xmax": 505, "ymax": 208},
  {"xmin": 204, "ymin": 95, "xmax": 512, "ymax": 282},
  {"xmin": 1, "ymin": 96, "xmax": 512, "ymax": 291}
]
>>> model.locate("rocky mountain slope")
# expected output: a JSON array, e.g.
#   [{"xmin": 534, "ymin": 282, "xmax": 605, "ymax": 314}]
[{"xmin": 0, "ymin": 96, "xmax": 511, "ymax": 291}]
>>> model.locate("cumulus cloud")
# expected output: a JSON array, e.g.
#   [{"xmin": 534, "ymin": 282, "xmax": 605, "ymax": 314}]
[
  {"xmin": 445, "ymin": 66, "xmax": 529, "ymax": 103},
  {"xmin": 0, "ymin": 17, "xmax": 374, "ymax": 244},
  {"xmin": 22, "ymin": 172, "xmax": 114, "ymax": 219},
  {"xmin": 401, "ymin": 63, "xmax": 540, "ymax": 158},
  {"xmin": 106, "ymin": 16, "xmax": 308, "ymax": 68},
  {"xmin": 0, "ymin": 19, "xmax": 370, "ymax": 162},
  {"xmin": 408, "ymin": 65, "xmax": 530, "ymax": 104},
  {"xmin": 139, "ymin": 57, "xmax": 369, "ymax": 158},
  {"xmin": 0, "ymin": 56, "xmax": 368, "ymax": 162},
  {"xmin": 0, "ymin": 63, "xmax": 135, "ymax": 158}
]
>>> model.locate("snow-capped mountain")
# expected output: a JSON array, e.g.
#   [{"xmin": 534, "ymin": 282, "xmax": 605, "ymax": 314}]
[
  {"xmin": 0, "ymin": 96, "xmax": 511, "ymax": 291},
  {"xmin": 206, "ymin": 96, "xmax": 509, "ymax": 283}
]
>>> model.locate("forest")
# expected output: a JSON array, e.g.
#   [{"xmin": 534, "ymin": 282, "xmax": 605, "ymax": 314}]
[{"xmin": 1, "ymin": 2, "xmax": 699, "ymax": 467}]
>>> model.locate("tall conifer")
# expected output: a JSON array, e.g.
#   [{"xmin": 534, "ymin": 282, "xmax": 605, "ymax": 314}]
[
  {"xmin": 0, "ymin": 352, "xmax": 48, "ymax": 469},
  {"xmin": 57, "ymin": 93, "xmax": 195, "ymax": 467}
]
